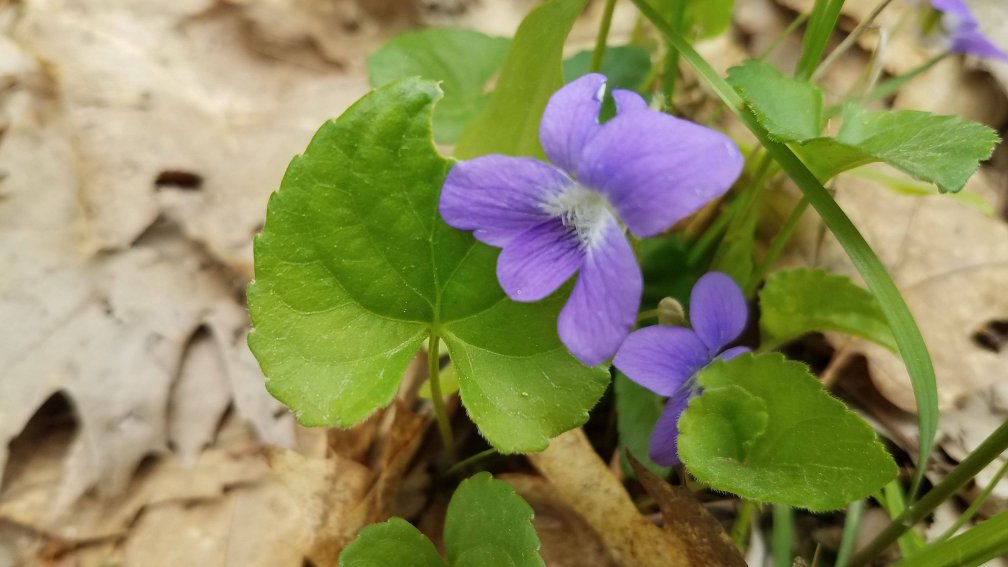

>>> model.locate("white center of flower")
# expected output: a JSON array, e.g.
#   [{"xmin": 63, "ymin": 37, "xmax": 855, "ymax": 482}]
[{"xmin": 541, "ymin": 183, "xmax": 615, "ymax": 248}]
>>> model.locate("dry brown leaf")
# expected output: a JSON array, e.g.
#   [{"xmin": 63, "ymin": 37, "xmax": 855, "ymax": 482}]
[
  {"xmin": 527, "ymin": 429, "xmax": 693, "ymax": 567},
  {"xmin": 628, "ymin": 456, "xmax": 746, "ymax": 567},
  {"xmin": 13, "ymin": 0, "xmax": 372, "ymax": 273},
  {"xmin": 784, "ymin": 173, "xmax": 1008, "ymax": 415},
  {"xmin": 0, "ymin": 83, "xmax": 292, "ymax": 509}
]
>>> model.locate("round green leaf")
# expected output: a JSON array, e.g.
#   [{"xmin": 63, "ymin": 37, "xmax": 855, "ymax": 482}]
[
  {"xmin": 340, "ymin": 518, "xmax": 447, "ymax": 567},
  {"xmin": 445, "ymin": 472, "xmax": 545, "ymax": 567},
  {"xmin": 679, "ymin": 353, "xmax": 897, "ymax": 511}
]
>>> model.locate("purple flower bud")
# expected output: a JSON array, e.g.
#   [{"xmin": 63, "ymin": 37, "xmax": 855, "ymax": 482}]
[{"xmin": 930, "ymin": 0, "xmax": 1008, "ymax": 61}]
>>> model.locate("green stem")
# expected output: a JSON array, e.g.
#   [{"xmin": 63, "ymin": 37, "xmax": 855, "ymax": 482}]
[
  {"xmin": 864, "ymin": 52, "xmax": 949, "ymax": 103},
  {"xmin": 659, "ymin": 0, "xmax": 685, "ymax": 111},
  {"xmin": 757, "ymin": 11, "xmax": 811, "ymax": 61},
  {"xmin": 427, "ymin": 333, "xmax": 455, "ymax": 459},
  {"xmin": 590, "ymin": 0, "xmax": 618, "ymax": 73},
  {"xmin": 835, "ymin": 500, "xmax": 866, "ymax": 567},
  {"xmin": 934, "ymin": 457, "xmax": 1008, "ymax": 543},
  {"xmin": 730, "ymin": 500, "xmax": 757, "ymax": 551},
  {"xmin": 812, "ymin": 0, "xmax": 895, "ymax": 81},
  {"xmin": 629, "ymin": 0, "xmax": 938, "ymax": 503},
  {"xmin": 443, "ymin": 448, "xmax": 498, "ymax": 477},
  {"xmin": 849, "ymin": 419, "xmax": 1008, "ymax": 567},
  {"xmin": 773, "ymin": 504, "xmax": 793, "ymax": 567},
  {"xmin": 754, "ymin": 196, "xmax": 809, "ymax": 282}
]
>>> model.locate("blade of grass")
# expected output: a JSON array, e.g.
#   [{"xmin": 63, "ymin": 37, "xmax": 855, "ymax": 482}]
[
  {"xmin": 630, "ymin": 0, "xmax": 938, "ymax": 502},
  {"xmin": 890, "ymin": 509, "xmax": 1008, "ymax": 567},
  {"xmin": 834, "ymin": 500, "xmax": 865, "ymax": 567},
  {"xmin": 934, "ymin": 457, "xmax": 1008, "ymax": 543},
  {"xmin": 850, "ymin": 420, "xmax": 1008, "ymax": 566},
  {"xmin": 795, "ymin": 0, "xmax": 846, "ymax": 79},
  {"xmin": 772, "ymin": 504, "xmax": 793, "ymax": 567}
]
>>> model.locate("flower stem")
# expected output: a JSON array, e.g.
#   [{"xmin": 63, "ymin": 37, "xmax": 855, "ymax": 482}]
[
  {"xmin": 427, "ymin": 332, "xmax": 455, "ymax": 460},
  {"xmin": 835, "ymin": 499, "xmax": 866, "ymax": 567},
  {"xmin": 849, "ymin": 419, "xmax": 1008, "ymax": 567},
  {"xmin": 730, "ymin": 499, "xmax": 757, "ymax": 551},
  {"xmin": 590, "ymin": 0, "xmax": 618, "ymax": 73},
  {"xmin": 772, "ymin": 504, "xmax": 793, "ymax": 567},
  {"xmin": 443, "ymin": 448, "xmax": 498, "ymax": 477},
  {"xmin": 757, "ymin": 11, "xmax": 811, "ymax": 61},
  {"xmin": 812, "ymin": 0, "xmax": 895, "ymax": 81},
  {"xmin": 753, "ymin": 196, "xmax": 809, "ymax": 282}
]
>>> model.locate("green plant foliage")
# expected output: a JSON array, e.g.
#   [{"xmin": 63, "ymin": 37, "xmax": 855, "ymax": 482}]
[
  {"xmin": 445, "ymin": 473, "xmax": 545, "ymax": 567},
  {"xmin": 614, "ymin": 372, "xmax": 672, "ymax": 477},
  {"xmin": 367, "ymin": 28, "xmax": 510, "ymax": 143},
  {"xmin": 727, "ymin": 60, "xmax": 999, "ymax": 192},
  {"xmin": 455, "ymin": 0, "xmax": 588, "ymax": 158},
  {"xmin": 646, "ymin": 0, "xmax": 735, "ymax": 38},
  {"xmin": 759, "ymin": 268, "xmax": 896, "ymax": 351},
  {"xmin": 247, "ymin": 78, "xmax": 608, "ymax": 452},
  {"xmin": 340, "ymin": 518, "xmax": 447, "ymax": 567},
  {"xmin": 340, "ymin": 473, "xmax": 544, "ymax": 567},
  {"xmin": 563, "ymin": 45, "xmax": 652, "ymax": 92},
  {"xmin": 799, "ymin": 105, "xmax": 1001, "ymax": 192},
  {"xmin": 678, "ymin": 353, "xmax": 897, "ymax": 511},
  {"xmin": 727, "ymin": 60, "xmax": 823, "ymax": 141},
  {"xmin": 890, "ymin": 509, "xmax": 1008, "ymax": 567}
]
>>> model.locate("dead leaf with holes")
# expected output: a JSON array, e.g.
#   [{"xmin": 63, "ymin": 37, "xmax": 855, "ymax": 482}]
[
  {"xmin": 13, "ymin": 0, "xmax": 374, "ymax": 275},
  {"xmin": 784, "ymin": 172, "xmax": 1008, "ymax": 418},
  {"xmin": 0, "ymin": 35, "xmax": 292, "ymax": 530}
]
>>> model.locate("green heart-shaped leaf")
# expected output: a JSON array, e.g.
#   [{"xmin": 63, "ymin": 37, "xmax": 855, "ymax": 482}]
[{"xmin": 248, "ymin": 77, "xmax": 608, "ymax": 452}]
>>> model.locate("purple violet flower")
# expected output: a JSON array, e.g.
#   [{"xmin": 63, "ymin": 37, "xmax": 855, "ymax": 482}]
[
  {"xmin": 930, "ymin": 0, "xmax": 1008, "ymax": 61},
  {"xmin": 613, "ymin": 272, "xmax": 749, "ymax": 466},
  {"xmin": 439, "ymin": 74, "xmax": 744, "ymax": 365}
]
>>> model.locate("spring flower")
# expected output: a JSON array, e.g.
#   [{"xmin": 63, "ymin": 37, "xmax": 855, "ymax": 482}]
[
  {"xmin": 928, "ymin": 0, "xmax": 1008, "ymax": 60},
  {"xmin": 439, "ymin": 74, "xmax": 743, "ymax": 365},
  {"xmin": 613, "ymin": 272, "xmax": 749, "ymax": 466}
]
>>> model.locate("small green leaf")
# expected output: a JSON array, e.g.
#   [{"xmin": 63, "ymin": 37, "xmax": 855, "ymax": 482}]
[
  {"xmin": 645, "ymin": 0, "xmax": 735, "ymax": 38},
  {"xmin": 800, "ymin": 106, "xmax": 1000, "ymax": 192},
  {"xmin": 727, "ymin": 62, "xmax": 999, "ymax": 192},
  {"xmin": 455, "ymin": 0, "xmax": 589, "ymax": 158},
  {"xmin": 615, "ymin": 372, "xmax": 671, "ymax": 477},
  {"xmin": 445, "ymin": 472, "xmax": 545, "ymax": 567},
  {"xmin": 367, "ymin": 28, "xmax": 510, "ymax": 143},
  {"xmin": 419, "ymin": 363, "xmax": 460, "ymax": 399},
  {"xmin": 683, "ymin": 0, "xmax": 735, "ymax": 38},
  {"xmin": 759, "ymin": 268, "xmax": 896, "ymax": 351},
  {"xmin": 340, "ymin": 517, "xmax": 448, "ymax": 567},
  {"xmin": 679, "ymin": 353, "xmax": 897, "ymax": 511},
  {"xmin": 727, "ymin": 60, "xmax": 823, "ymax": 142},
  {"xmin": 563, "ymin": 45, "xmax": 653, "ymax": 92},
  {"xmin": 248, "ymin": 78, "xmax": 607, "ymax": 452}
]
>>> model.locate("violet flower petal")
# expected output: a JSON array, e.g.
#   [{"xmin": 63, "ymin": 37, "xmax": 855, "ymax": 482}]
[
  {"xmin": 649, "ymin": 385, "xmax": 692, "ymax": 466},
  {"xmin": 439, "ymin": 156, "xmax": 571, "ymax": 247},
  {"xmin": 612, "ymin": 89, "xmax": 649, "ymax": 114},
  {"xmin": 689, "ymin": 272, "xmax": 748, "ymax": 354},
  {"xmin": 539, "ymin": 73, "xmax": 607, "ymax": 174},
  {"xmin": 575, "ymin": 111, "xmax": 744, "ymax": 238},
  {"xmin": 717, "ymin": 346, "xmax": 751, "ymax": 361},
  {"xmin": 613, "ymin": 326, "xmax": 710, "ymax": 397},
  {"xmin": 496, "ymin": 220, "xmax": 585, "ymax": 302},
  {"xmin": 557, "ymin": 216, "xmax": 642, "ymax": 365},
  {"xmin": 932, "ymin": 0, "xmax": 1008, "ymax": 60}
]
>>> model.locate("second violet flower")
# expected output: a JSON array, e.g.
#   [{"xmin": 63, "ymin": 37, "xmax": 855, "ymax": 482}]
[
  {"xmin": 614, "ymin": 272, "xmax": 750, "ymax": 466},
  {"xmin": 439, "ymin": 74, "xmax": 744, "ymax": 365}
]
